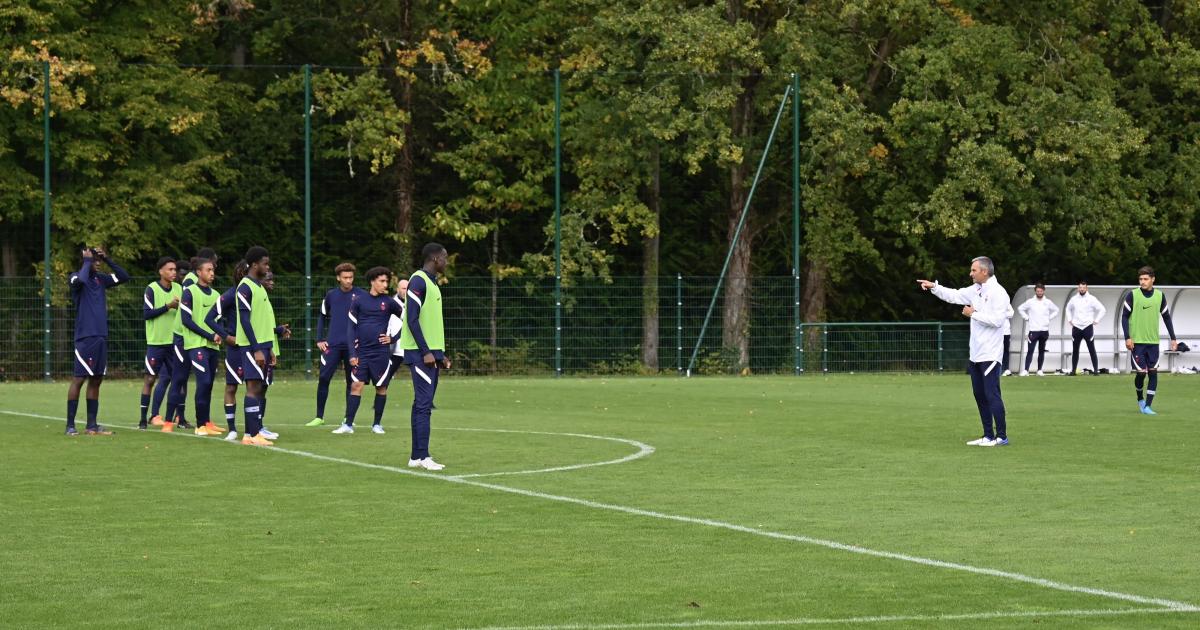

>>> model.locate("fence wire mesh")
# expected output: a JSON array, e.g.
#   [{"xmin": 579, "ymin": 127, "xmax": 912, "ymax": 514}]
[{"xmin": 0, "ymin": 275, "xmax": 969, "ymax": 380}]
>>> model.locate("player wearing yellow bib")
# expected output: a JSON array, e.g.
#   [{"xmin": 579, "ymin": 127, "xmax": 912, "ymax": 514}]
[
  {"xmin": 1121, "ymin": 266, "xmax": 1178, "ymax": 415},
  {"xmin": 400, "ymin": 243, "xmax": 451, "ymax": 470},
  {"xmin": 235, "ymin": 246, "xmax": 277, "ymax": 446},
  {"xmin": 178, "ymin": 259, "xmax": 234, "ymax": 435},
  {"xmin": 139, "ymin": 257, "xmax": 180, "ymax": 430}
]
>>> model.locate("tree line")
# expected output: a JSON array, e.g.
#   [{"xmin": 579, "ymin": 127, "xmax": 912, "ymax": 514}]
[{"xmin": 2, "ymin": 1, "xmax": 1198, "ymax": 371}]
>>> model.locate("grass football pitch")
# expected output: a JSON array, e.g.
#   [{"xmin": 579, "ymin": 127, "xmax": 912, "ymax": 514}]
[{"xmin": 1, "ymin": 374, "xmax": 1197, "ymax": 628}]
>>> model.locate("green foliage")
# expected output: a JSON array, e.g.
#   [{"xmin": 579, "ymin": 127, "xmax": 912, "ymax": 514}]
[{"xmin": 5, "ymin": 0, "xmax": 1200, "ymax": 326}]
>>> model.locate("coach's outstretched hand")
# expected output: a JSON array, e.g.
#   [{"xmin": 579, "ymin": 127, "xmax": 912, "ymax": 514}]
[{"xmin": 916, "ymin": 279, "xmax": 934, "ymax": 290}]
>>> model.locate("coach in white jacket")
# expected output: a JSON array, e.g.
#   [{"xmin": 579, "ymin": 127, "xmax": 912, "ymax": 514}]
[
  {"xmin": 918, "ymin": 256, "xmax": 1011, "ymax": 447},
  {"xmin": 1065, "ymin": 281, "xmax": 1106, "ymax": 375},
  {"xmin": 1017, "ymin": 283, "xmax": 1059, "ymax": 375}
]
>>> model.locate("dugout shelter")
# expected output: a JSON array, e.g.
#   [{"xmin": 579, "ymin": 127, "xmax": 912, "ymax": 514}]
[{"xmin": 1007, "ymin": 284, "xmax": 1200, "ymax": 374}]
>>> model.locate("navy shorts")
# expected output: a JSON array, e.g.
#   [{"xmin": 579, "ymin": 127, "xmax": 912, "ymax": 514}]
[
  {"xmin": 144, "ymin": 344, "xmax": 173, "ymax": 377},
  {"xmin": 1130, "ymin": 344, "xmax": 1160, "ymax": 372},
  {"xmin": 351, "ymin": 353, "xmax": 396, "ymax": 388},
  {"xmin": 319, "ymin": 344, "xmax": 352, "ymax": 381},
  {"xmin": 239, "ymin": 347, "xmax": 272, "ymax": 382},
  {"xmin": 73, "ymin": 336, "xmax": 107, "ymax": 377}
]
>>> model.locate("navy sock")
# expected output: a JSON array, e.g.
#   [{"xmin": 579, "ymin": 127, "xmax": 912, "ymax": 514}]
[
  {"xmin": 176, "ymin": 402, "xmax": 187, "ymax": 423},
  {"xmin": 1147, "ymin": 373, "xmax": 1158, "ymax": 407},
  {"xmin": 260, "ymin": 397, "xmax": 268, "ymax": 427},
  {"xmin": 345, "ymin": 394, "xmax": 361, "ymax": 425},
  {"xmin": 139, "ymin": 394, "xmax": 150, "ymax": 424},
  {"xmin": 243, "ymin": 395, "xmax": 261, "ymax": 436},
  {"xmin": 373, "ymin": 394, "xmax": 386, "ymax": 425},
  {"xmin": 66, "ymin": 399, "xmax": 79, "ymax": 428},
  {"xmin": 164, "ymin": 400, "xmax": 177, "ymax": 425},
  {"xmin": 1135, "ymin": 373, "xmax": 1145, "ymax": 401},
  {"xmin": 85, "ymin": 398, "xmax": 98, "ymax": 426},
  {"xmin": 316, "ymin": 378, "xmax": 330, "ymax": 419},
  {"xmin": 224, "ymin": 404, "xmax": 237, "ymax": 431}
]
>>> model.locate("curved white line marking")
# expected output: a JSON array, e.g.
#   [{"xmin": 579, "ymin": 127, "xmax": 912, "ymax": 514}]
[{"xmin": 441, "ymin": 427, "xmax": 654, "ymax": 478}]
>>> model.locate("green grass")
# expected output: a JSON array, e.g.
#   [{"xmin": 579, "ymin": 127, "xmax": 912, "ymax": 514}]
[{"xmin": 1, "ymin": 374, "xmax": 1198, "ymax": 628}]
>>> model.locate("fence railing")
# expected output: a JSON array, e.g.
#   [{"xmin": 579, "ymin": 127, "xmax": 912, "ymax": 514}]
[{"xmin": 0, "ymin": 275, "xmax": 970, "ymax": 380}]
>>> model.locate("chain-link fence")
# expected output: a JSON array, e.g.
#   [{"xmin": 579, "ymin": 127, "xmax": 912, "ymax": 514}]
[{"xmin": 0, "ymin": 274, "xmax": 969, "ymax": 380}]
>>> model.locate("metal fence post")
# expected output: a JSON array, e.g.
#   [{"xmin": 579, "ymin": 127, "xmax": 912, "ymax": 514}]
[
  {"xmin": 42, "ymin": 60, "xmax": 52, "ymax": 382},
  {"xmin": 553, "ymin": 68, "xmax": 562, "ymax": 378},
  {"xmin": 676, "ymin": 273, "xmax": 682, "ymax": 375},
  {"xmin": 821, "ymin": 326, "xmax": 828, "ymax": 373},
  {"xmin": 303, "ymin": 64, "xmax": 313, "ymax": 380},
  {"xmin": 792, "ymin": 72, "xmax": 801, "ymax": 376},
  {"xmin": 937, "ymin": 322, "xmax": 944, "ymax": 372}
]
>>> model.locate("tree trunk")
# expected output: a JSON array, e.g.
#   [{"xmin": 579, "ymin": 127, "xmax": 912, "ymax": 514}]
[
  {"xmin": 490, "ymin": 222, "xmax": 499, "ymax": 373},
  {"xmin": 641, "ymin": 145, "xmax": 661, "ymax": 372},
  {"xmin": 393, "ymin": 0, "xmax": 415, "ymax": 269},
  {"xmin": 800, "ymin": 258, "xmax": 828, "ymax": 371},
  {"xmin": 1, "ymin": 239, "xmax": 16, "ymax": 277},
  {"xmin": 231, "ymin": 42, "xmax": 246, "ymax": 69},
  {"xmin": 721, "ymin": 72, "xmax": 757, "ymax": 372}
]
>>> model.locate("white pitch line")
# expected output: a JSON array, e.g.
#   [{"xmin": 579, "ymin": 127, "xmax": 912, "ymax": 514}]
[
  {"xmin": 458, "ymin": 606, "xmax": 1199, "ymax": 630},
  {"xmin": 439, "ymin": 427, "xmax": 655, "ymax": 478},
  {"xmin": 3, "ymin": 409, "xmax": 1197, "ymax": 612}
]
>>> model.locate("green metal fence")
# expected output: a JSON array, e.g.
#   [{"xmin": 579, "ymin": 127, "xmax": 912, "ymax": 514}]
[{"xmin": 0, "ymin": 275, "xmax": 969, "ymax": 380}]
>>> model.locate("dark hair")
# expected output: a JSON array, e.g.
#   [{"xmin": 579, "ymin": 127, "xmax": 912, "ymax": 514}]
[
  {"xmin": 244, "ymin": 246, "xmax": 269, "ymax": 265},
  {"xmin": 334, "ymin": 262, "xmax": 356, "ymax": 275},
  {"xmin": 175, "ymin": 259, "xmax": 191, "ymax": 273},
  {"xmin": 364, "ymin": 266, "xmax": 391, "ymax": 282},
  {"xmin": 1137, "ymin": 266, "xmax": 1154, "ymax": 278},
  {"xmin": 156, "ymin": 256, "xmax": 175, "ymax": 270},
  {"xmin": 232, "ymin": 260, "xmax": 249, "ymax": 284},
  {"xmin": 1078, "ymin": 279, "xmax": 1088, "ymax": 285},
  {"xmin": 196, "ymin": 247, "xmax": 217, "ymax": 263},
  {"xmin": 1034, "ymin": 283, "xmax": 1045, "ymax": 290},
  {"xmin": 194, "ymin": 257, "xmax": 215, "ymax": 272},
  {"xmin": 422, "ymin": 242, "xmax": 446, "ymax": 263}
]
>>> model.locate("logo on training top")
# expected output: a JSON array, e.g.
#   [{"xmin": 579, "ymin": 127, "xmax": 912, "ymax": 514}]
[
  {"xmin": 379, "ymin": 301, "xmax": 387, "ymax": 311},
  {"xmin": 1142, "ymin": 305, "xmax": 1153, "ymax": 310}
]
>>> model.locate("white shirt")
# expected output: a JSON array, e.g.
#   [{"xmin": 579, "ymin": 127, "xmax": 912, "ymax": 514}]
[
  {"xmin": 930, "ymin": 275, "xmax": 1010, "ymax": 363},
  {"xmin": 1002, "ymin": 303, "xmax": 1014, "ymax": 336},
  {"xmin": 387, "ymin": 302, "xmax": 405, "ymax": 357},
  {"xmin": 1017, "ymin": 296, "xmax": 1059, "ymax": 332},
  {"xmin": 1065, "ymin": 292, "xmax": 1106, "ymax": 330}
]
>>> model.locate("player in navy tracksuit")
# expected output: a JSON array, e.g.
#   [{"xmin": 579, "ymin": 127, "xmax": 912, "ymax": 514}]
[
  {"xmin": 66, "ymin": 247, "xmax": 130, "ymax": 435},
  {"xmin": 310, "ymin": 262, "xmax": 365, "ymax": 427},
  {"xmin": 332, "ymin": 267, "xmax": 403, "ymax": 434}
]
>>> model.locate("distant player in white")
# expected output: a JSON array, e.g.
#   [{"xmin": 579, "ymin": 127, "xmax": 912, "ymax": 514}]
[
  {"xmin": 1001, "ymin": 302, "xmax": 1015, "ymax": 376},
  {"xmin": 918, "ymin": 256, "xmax": 1011, "ymax": 447},
  {"xmin": 1017, "ymin": 283, "xmax": 1059, "ymax": 376},
  {"xmin": 385, "ymin": 277, "xmax": 410, "ymax": 395},
  {"xmin": 1065, "ymin": 280, "xmax": 1106, "ymax": 375}
]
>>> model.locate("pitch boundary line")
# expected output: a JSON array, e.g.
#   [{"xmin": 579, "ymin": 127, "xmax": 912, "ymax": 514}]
[
  {"xmin": 457, "ymin": 606, "xmax": 1200, "ymax": 629},
  {"xmin": 3, "ymin": 409, "xmax": 1196, "ymax": 613}
]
